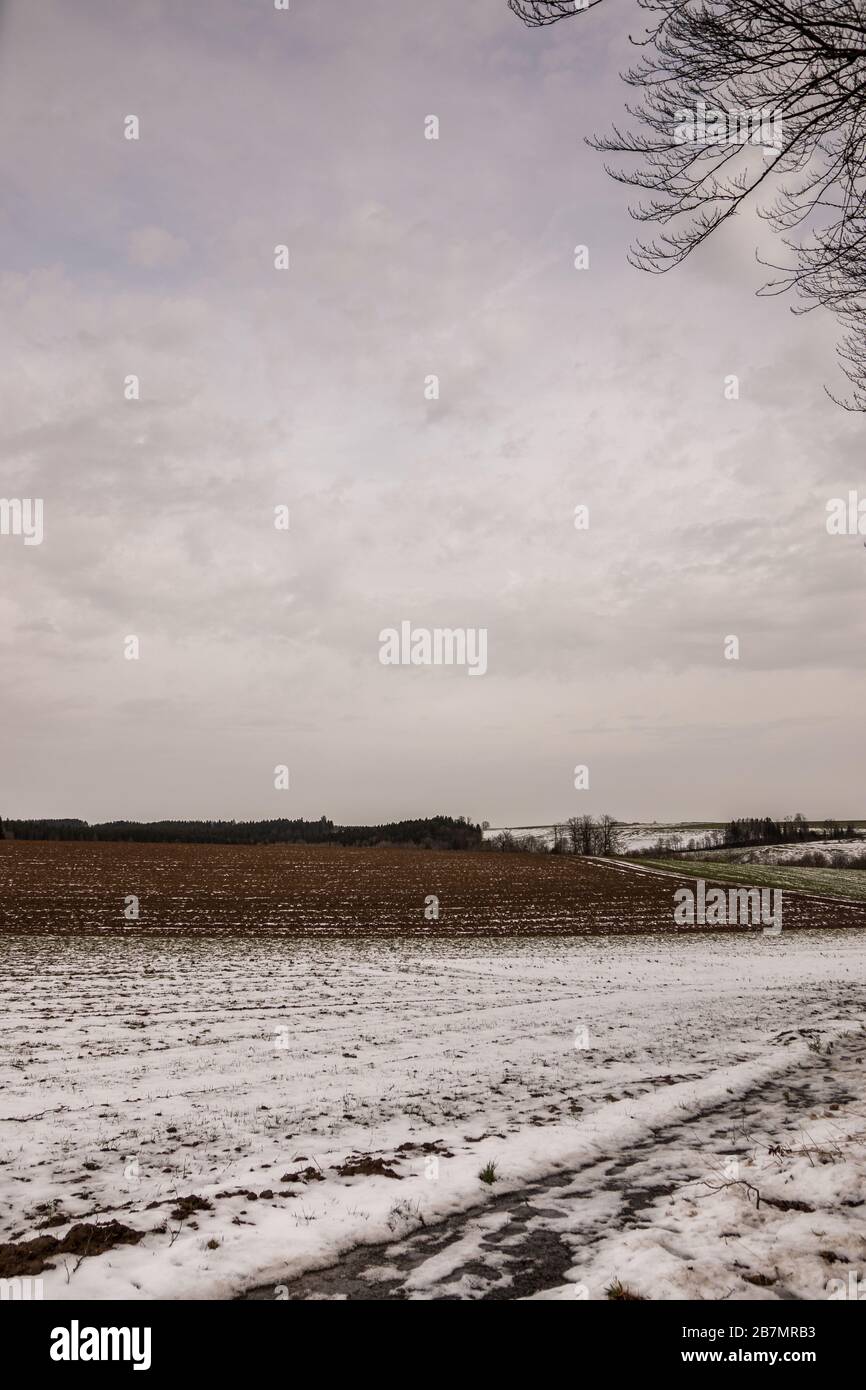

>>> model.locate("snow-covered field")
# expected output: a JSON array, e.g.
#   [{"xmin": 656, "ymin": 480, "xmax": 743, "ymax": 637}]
[
  {"xmin": 705, "ymin": 838, "xmax": 866, "ymax": 866},
  {"xmin": 485, "ymin": 824, "xmax": 866, "ymax": 861},
  {"xmin": 1, "ymin": 929, "xmax": 864, "ymax": 1300},
  {"xmin": 483, "ymin": 822, "xmax": 715, "ymax": 853}
]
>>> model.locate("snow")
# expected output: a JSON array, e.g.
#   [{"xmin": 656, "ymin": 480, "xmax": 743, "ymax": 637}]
[
  {"xmin": 0, "ymin": 929, "xmax": 863, "ymax": 1300},
  {"xmin": 708, "ymin": 838, "xmax": 866, "ymax": 865},
  {"xmin": 482, "ymin": 822, "xmax": 719, "ymax": 853},
  {"xmin": 525, "ymin": 1035, "xmax": 866, "ymax": 1302}
]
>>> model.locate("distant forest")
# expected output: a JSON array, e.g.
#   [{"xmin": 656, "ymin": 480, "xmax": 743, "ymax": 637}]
[
  {"xmin": 724, "ymin": 816, "xmax": 858, "ymax": 848},
  {"xmin": 629, "ymin": 814, "xmax": 861, "ymax": 858},
  {"xmin": 0, "ymin": 813, "xmax": 483, "ymax": 851}
]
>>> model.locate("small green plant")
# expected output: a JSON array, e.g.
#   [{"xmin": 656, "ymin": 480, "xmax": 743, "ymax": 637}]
[
  {"xmin": 605, "ymin": 1279, "xmax": 647, "ymax": 1301},
  {"xmin": 479, "ymin": 1161, "xmax": 498, "ymax": 1185}
]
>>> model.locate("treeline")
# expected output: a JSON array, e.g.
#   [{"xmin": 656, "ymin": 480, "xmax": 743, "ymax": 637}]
[
  {"xmin": 0, "ymin": 814, "xmax": 483, "ymax": 852},
  {"xmin": 485, "ymin": 815, "xmax": 621, "ymax": 856},
  {"xmin": 724, "ymin": 815, "xmax": 858, "ymax": 848},
  {"xmin": 629, "ymin": 814, "xmax": 861, "ymax": 859}
]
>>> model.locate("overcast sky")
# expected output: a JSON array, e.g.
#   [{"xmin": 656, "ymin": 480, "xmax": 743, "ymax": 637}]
[{"xmin": 1, "ymin": 0, "xmax": 863, "ymax": 827}]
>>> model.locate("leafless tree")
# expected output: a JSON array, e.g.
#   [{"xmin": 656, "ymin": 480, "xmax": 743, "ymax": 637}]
[
  {"xmin": 509, "ymin": 1, "xmax": 866, "ymax": 408},
  {"xmin": 520, "ymin": 832, "xmax": 549, "ymax": 852},
  {"xmin": 578, "ymin": 814, "xmax": 599, "ymax": 854},
  {"xmin": 566, "ymin": 816, "xmax": 582, "ymax": 853},
  {"xmin": 597, "ymin": 814, "xmax": 621, "ymax": 856}
]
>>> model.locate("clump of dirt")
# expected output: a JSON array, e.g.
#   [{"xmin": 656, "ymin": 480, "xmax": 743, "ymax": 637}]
[
  {"xmin": 280, "ymin": 1167, "xmax": 325, "ymax": 1184},
  {"xmin": 394, "ymin": 1140, "xmax": 454, "ymax": 1157},
  {"xmin": 763, "ymin": 1196, "xmax": 814, "ymax": 1213},
  {"xmin": 335, "ymin": 1154, "xmax": 402, "ymax": 1180},
  {"xmin": 215, "ymin": 1186, "xmax": 295, "ymax": 1203},
  {"xmin": 0, "ymin": 1220, "xmax": 143, "ymax": 1277},
  {"xmin": 170, "ymin": 1194, "xmax": 213, "ymax": 1221}
]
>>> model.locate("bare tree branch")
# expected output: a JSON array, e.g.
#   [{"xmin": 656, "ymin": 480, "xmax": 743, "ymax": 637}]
[
  {"xmin": 510, "ymin": 0, "xmax": 866, "ymax": 408},
  {"xmin": 509, "ymin": 1, "xmax": 605, "ymax": 23}
]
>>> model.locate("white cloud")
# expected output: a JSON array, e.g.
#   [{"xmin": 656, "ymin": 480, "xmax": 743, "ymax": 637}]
[
  {"xmin": 0, "ymin": 0, "xmax": 863, "ymax": 824},
  {"xmin": 127, "ymin": 225, "xmax": 189, "ymax": 269}
]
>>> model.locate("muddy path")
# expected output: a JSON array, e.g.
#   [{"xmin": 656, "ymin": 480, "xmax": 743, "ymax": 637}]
[{"xmin": 240, "ymin": 1028, "xmax": 863, "ymax": 1301}]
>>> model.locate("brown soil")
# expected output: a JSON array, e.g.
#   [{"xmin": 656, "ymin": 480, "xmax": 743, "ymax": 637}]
[
  {"xmin": 2, "ymin": 840, "xmax": 864, "ymax": 936},
  {"xmin": 169, "ymin": 1194, "xmax": 213, "ymax": 1221},
  {"xmin": 334, "ymin": 1154, "xmax": 403, "ymax": 1180},
  {"xmin": 280, "ymin": 1167, "xmax": 325, "ymax": 1184},
  {"xmin": 0, "ymin": 1220, "xmax": 143, "ymax": 1277}
]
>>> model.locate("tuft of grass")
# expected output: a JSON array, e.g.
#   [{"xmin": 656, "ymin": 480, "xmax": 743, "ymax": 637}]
[
  {"xmin": 605, "ymin": 1279, "xmax": 647, "ymax": 1301},
  {"xmin": 478, "ymin": 1161, "xmax": 498, "ymax": 1185}
]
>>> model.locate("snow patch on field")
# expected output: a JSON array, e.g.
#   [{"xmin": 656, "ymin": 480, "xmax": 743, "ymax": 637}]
[
  {"xmin": 708, "ymin": 839, "xmax": 866, "ymax": 866},
  {"xmin": 0, "ymin": 931, "xmax": 863, "ymax": 1300},
  {"xmin": 527, "ymin": 1036, "xmax": 866, "ymax": 1302}
]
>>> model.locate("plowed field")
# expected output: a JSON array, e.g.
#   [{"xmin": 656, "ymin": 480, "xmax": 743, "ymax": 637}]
[{"xmin": 2, "ymin": 840, "xmax": 865, "ymax": 934}]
